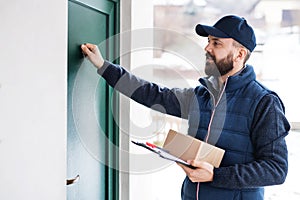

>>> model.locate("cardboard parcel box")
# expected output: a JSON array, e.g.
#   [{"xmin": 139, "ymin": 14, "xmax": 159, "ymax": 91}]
[{"xmin": 162, "ymin": 129, "xmax": 225, "ymax": 168}]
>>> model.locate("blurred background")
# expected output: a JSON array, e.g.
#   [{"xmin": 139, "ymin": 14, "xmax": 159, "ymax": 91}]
[{"xmin": 128, "ymin": 0, "xmax": 300, "ymax": 199}]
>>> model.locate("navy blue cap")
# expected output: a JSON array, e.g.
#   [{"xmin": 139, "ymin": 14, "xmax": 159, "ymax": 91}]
[{"xmin": 195, "ymin": 15, "xmax": 256, "ymax": 52}]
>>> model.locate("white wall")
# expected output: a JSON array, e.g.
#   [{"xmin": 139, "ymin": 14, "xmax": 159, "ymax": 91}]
[
  {"xmin": 129, "ymin": 0, "xmax": 155, "ymax": 200},
  {"xmin": 119, "ymin": 0, "xmax": 132, "ymax": 200},
  {"xmin": 0, "ymin": 1, "xmax": 67, "ymax": 199}
]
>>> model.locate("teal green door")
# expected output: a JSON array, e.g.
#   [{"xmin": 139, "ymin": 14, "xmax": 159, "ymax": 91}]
[{"xmin": 67, "ymin": 0, "xmax": 119, "ymax": 199}]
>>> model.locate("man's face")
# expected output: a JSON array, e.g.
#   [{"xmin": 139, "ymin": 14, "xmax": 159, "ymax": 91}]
[{"xmin": 204, "ymin": 36, "xmax": 235, "ymax": 77}]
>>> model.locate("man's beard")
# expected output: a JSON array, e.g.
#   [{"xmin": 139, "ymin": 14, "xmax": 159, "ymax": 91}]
[{"xmin": 205, "ymin": 52, "xmax": 234, "ymax": 76}]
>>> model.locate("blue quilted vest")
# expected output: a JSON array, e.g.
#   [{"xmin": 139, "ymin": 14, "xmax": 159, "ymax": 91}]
[{"xmin": 182, "ymin": 66, "xmax": 270, "ymax": 200}]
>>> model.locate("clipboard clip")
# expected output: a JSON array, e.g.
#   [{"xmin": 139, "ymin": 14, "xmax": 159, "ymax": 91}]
[{"xmin": 131, "ymin": 140, "xmax": 196, "ymax": 169}]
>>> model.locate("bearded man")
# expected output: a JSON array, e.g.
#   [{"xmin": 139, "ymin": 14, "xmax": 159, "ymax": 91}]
[{"xmin": 81, "ymin": 15, "xmax": 290, "ymax": 200}]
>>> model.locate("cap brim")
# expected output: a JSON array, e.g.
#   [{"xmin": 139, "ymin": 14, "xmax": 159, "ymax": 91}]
[{"xmin": 195, "ymin": 24, "xmax": 230, "ymax": 38}]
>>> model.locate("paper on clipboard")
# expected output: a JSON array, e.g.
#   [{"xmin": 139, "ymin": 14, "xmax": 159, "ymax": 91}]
[{"xmin": 131, "ymin": 141, "xmax": 196, "ymax": 169}]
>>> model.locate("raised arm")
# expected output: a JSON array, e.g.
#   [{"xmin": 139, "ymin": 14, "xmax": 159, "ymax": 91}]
[{"xmin": 81, "ymin": 43, "xmax": 195, "ymax": 119}]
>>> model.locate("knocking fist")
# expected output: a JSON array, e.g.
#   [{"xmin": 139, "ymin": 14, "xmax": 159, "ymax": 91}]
[{"xmin": 81, "ymin": 43, "xmax": 104, "ymax": 69}]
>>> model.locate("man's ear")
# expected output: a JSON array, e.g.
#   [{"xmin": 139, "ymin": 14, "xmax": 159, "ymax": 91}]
[{"xmin": 234, "ymin": 47, "xmax": 247, "ymax": 63}]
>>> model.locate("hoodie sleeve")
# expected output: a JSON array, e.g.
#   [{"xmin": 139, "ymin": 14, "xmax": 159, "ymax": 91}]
[
  {"xmin": 211, "ymin": 93, "xmax": 290, "ymax": 189},
  {"xmin": 97, "ymin": 61, "xmax": 195, "ymax": 119}
]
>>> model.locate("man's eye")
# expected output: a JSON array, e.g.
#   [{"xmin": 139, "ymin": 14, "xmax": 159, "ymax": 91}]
[{"xmin": 213, "ymin": 41, "xmax": 220, "ymax": 46}]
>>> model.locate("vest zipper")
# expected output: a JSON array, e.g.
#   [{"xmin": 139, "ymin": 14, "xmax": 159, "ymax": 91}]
[
  {"xmin": 195, "ymin": 78, "xmax": 228, "ymax": 200},
  {"xmin": 204, "ymin": 77, "xmax": 228, "ymax": 143}
]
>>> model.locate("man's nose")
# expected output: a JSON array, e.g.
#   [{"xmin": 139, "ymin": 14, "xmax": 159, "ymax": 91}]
[{"xmin": 204, "ymin": 44, "xmax": 212, "ymax": 53}]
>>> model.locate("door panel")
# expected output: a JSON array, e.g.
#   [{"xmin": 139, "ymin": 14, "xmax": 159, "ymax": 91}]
[{"xmin": 67, "ymin": 0, "xmax": 119, "ymax": 199}]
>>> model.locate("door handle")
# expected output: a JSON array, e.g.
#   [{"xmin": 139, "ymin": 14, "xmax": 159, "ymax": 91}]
[{"xmin": 66, "ymin": 175, "xmax": 80, "ymax": 186}]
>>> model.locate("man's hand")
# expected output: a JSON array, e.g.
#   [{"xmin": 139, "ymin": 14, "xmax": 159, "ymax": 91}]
[
  {"xmin": 177, "ymin": 160, "xmax": 214, "ymax": 183},
  {"xmin": 81, "ymin": 43, "xmax": 104, "ymax": 69}
]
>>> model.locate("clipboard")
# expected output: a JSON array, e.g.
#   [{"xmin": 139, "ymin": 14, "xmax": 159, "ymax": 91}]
[{"xmin": 131, "ymin": 141, "xmax": 196, "ymax": 169}]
